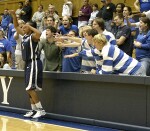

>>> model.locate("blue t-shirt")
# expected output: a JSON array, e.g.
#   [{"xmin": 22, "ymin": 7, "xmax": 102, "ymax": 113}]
[
  {"xmin": 59, "ymin": 25, "xmax": 79, "ymax": 35},
  {"xmin": 62, "ymin": 47, "xmax": 81, "ymax": 72},
  {"xmin": 0, "ymin": 38, "xmax": 12, "ymax": 53},
  {"xmin": 139, "ymin": 0, "xmax": 150, "ymax": 12},
  {"xmin": 136, "ymin": 30, "xmax": 150, "ymax": 60}
]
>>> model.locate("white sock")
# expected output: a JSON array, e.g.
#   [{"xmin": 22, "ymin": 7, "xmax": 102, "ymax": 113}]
[
  {"xmin": 31, "ymin": 104, "xmax": 37, "ymax": 110},
  {"xmin": 35, "ymin": 102, "xmax": 43, "ymax": 109}
]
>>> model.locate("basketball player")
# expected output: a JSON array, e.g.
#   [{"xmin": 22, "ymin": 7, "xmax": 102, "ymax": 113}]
[{"xmin": 9, "ymin": 10, "xmax": 46, "ymax": 119}]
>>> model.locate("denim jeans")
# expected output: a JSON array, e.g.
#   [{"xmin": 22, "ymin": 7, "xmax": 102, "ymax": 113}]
[{"xmin": 139, "ymin": 58, "xmax": 150, "ymax": 76}]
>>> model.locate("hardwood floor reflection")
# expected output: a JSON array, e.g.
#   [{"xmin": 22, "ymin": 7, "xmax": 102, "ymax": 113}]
[{"xmin": 0, "ymin": 115, "xmax": 86, "ymax": 131}]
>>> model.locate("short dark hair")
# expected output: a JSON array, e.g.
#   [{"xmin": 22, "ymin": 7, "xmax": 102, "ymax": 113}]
[
  {"xmin": 19, "ymin": 1, "xmax": 23, "ymax": 5},
  {"xmin": 27, "ymin": 21, "xmax": 37, "ymax": 28},
  {"xmin": 124, "ymin": 6, "xmax": 132, "ymax": 15},
  {"xmin": 46, "ymin": 26, "xmax": 57, "ymax": 33},
  {"xmin": 86, "ymin": 29, "xmax": 98, "ymax": 37}
]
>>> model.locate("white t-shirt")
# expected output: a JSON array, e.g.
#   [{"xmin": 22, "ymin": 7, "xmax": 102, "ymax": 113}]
[
  {"xmin": 143, "ymin": 10, "xmax": 150, "ymax": 19},
  {"xmin": 62, "ymin": 1, "xmax": 73, "ymax": 17}
]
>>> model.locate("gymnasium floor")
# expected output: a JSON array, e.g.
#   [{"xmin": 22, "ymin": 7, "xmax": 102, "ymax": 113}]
[{"xmin": 0, "ymin": 111, "xmax": 120, "ymax": 131}]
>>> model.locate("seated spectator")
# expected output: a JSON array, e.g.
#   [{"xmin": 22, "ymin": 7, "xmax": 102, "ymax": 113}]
[
  {"xmin": 32, "ymin": 5, "xmax": 45, "ymax": 32},
  {"xmin": 134, "ymin": 17, "xmax": 150, "ymax": 76},
  {"xmin": 59, "ymin": 16, "xmax": 78, "ymax": 35},
  {"xmin": 0, "ymin": 29, "xmax": 12, "ymax": 67},
  {"xmin": 0, "ymin": 53, "xmax": 11, "ymax": 69},
  {"xmin": 62, "ymin": 0, "xmax": 73, "ymax": 17},
  {"xmin": 88, "ymin": 3, "xmax": 99, "ymax": 25}
]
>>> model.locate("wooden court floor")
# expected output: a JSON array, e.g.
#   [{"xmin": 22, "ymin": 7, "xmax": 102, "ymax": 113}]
[{"xmin": 0, "ymin": 115, "xmax": 86, "ymax": 131}]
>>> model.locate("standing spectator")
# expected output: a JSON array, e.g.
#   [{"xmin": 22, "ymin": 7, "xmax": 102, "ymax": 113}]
[
  {"xmin": 32, "ymin": 5, "xmax": 45, "ymax": 32},
  {"xmin": 1, "ymin": 9, "xmax": 12, "ymax": 34},
  {"xmin": 41, "ymin": 10, "xmax": 50, "ymax": 31},
  {"xmin": 78, "ymin": 0, "xmax": 92, "ymax": 28},
  {"xmin": 115, "ymin": 3, "xmax": 125, "ymax": 15},
  {"xmin": 20, "ymin": 0, "xmax": 32, "ymax": 22},
  {"xmin": 48, "ymin": 4, "xmax": 60, "ymax": 26},
  {"xmin": 15, "ymin": 2, "xmax": 24, "ymax": 18},
  {"xmin": 88, "ymin": 3, "xmax": 99, "ymax": 25},
  {"xmin": 92, "ymin": 18, "xmax": 116, "ymax": 45},
  {"xmin": 113, "ymin": 14, "xmax": 132, "ymax": 56},
  {"xmin": 134, "ymin": 17, "xmax": 150, "ymax": 76},
  {"xmin": 134, "ymin": 0, "xmax": 150, "ymax": 12},
  {"xmin": 123, "ymin": 6, "xmax": 136, "ymax": 56},
  {"xmin": 59, "ymin": 30, "xmax": 82, "ymax": 72},
  {"xmin": 39, "ymin": 26, "xmax": 62, "ymax": 71},
  {"xmin": 96, "ymin": 0, "xmax": 106, "ymax": 18},
  {"xmin": 62, "ymin": 0, "xmax": 73, "ymax": 17},
  {"xmin": 59, "ymin": 16, "xmax": 78, "ymax": 35},
  {"xmin": 14, "ymin": 19, "xmax": 25, "ymax": 70},
  {"xmin": 7, "ymin": 21, "xmax": 17, "ymax": 69},
  {"xmin": 10, "ymin": 10, "xmax": 46, "ymax": 118},
  {"xmin": 100, "ymin": 0, "xmax": 116, "ymax": 31},
  {"xmin": 40, "ymin": 16, "xmax": 56, "ymax": 40}
]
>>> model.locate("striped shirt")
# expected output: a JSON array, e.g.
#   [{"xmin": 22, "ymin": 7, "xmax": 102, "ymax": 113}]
[
  {"xmin": 103, "ymin": 29, "xmax": 116, "ymax": 45},
  {"xmin": 80, "ymin": 39, "xmax": 96, "ymax": 72},
  {"xmin": 100, "ymin": 44, "xmax": 141, "ymax": 75},
  {"xmin": 80, "ymin": 44, "xmax": 141, "ymax": 75}
]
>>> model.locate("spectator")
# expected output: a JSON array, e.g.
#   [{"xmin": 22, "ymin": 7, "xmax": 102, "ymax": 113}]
[
  {"xmin": 123, "ymin": 6, "xmax": 137, "ymax": 56},
  {"xmin": 96, "ymin": 0, "xmax": 106, "ymax": 18},
  {"xmin": 62, "ymin": 0, "xmax": 73, "ymax": 17},
  {"xmin": 113, "ymin": 14, "xmax": 132, "ymax": 56},
  {"xmin": 7, "ymin": 21, "xmax": 17, "ymax": 69},
  {"xmin": 60, "ymin": 30, "xmax": 82, "ymax": 72},
  {"xmin": 99, "ymin": 0, "xmax": 116, "ymax": 31},
  {"xmin": 39, "ymin": 26, "xmax": 62, "ymax": 71},
  {"xmin": 0, "ymin": 29, "xmax": 12, "ymax": 67},
  {"xmin": 134, "ymin": 17, "xmax": 150, "ymax": 76},
  {"xmin": 59, "ymin": 16, "xmax": 78, "ymax": 35},
  {"xmin": 134, "ymin": 0, "xmax": 150, "ymax": 12},
  {"xmin": 115, "ymin": 3, "xmax": 125, "ymax": 15},
  {"xmin": 1, "ymin": 9, "xmax": 12, "ymax": 34},
  {"xmin": 88, "ymin": 3, "xmax": 99, "ymax": 25},
  {"xmin": 20, "ymin": 0, "xmax": 32, "ymax": 22},
  {"xmin": 15, "ymin": 2, "xmax": 24, "ymax": 17},
  {"xmin": 48, "ymin": 4, "xmax": 60, "ymax": 26},
  {"xmin": 14, "ymin": 19, "xmax": 25, "ymax": 70},
  {"xmin": 78, "ymin": 0, "xmax": 92, "ymax": 28},
  {"xmin": 32, "ymin": 5, "xmax": 45, "ymax": 32},
  {"xmin": 92, "ymin": 18, "xmax": 116, "ymax": 45}
]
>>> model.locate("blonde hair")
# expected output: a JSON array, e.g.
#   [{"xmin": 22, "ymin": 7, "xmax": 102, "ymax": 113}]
[
  {"xmin": 93, "ymin": 34, "xmax": 107, "ymax": 45},
  {"xmin": 79, "ymin": 25, "xmax": 92, "ymax": 37}
]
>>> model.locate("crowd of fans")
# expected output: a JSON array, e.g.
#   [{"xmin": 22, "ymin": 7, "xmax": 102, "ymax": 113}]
[{"xmin": 0, "ymin": 0, "xmax": 150, "ymax": 76}]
